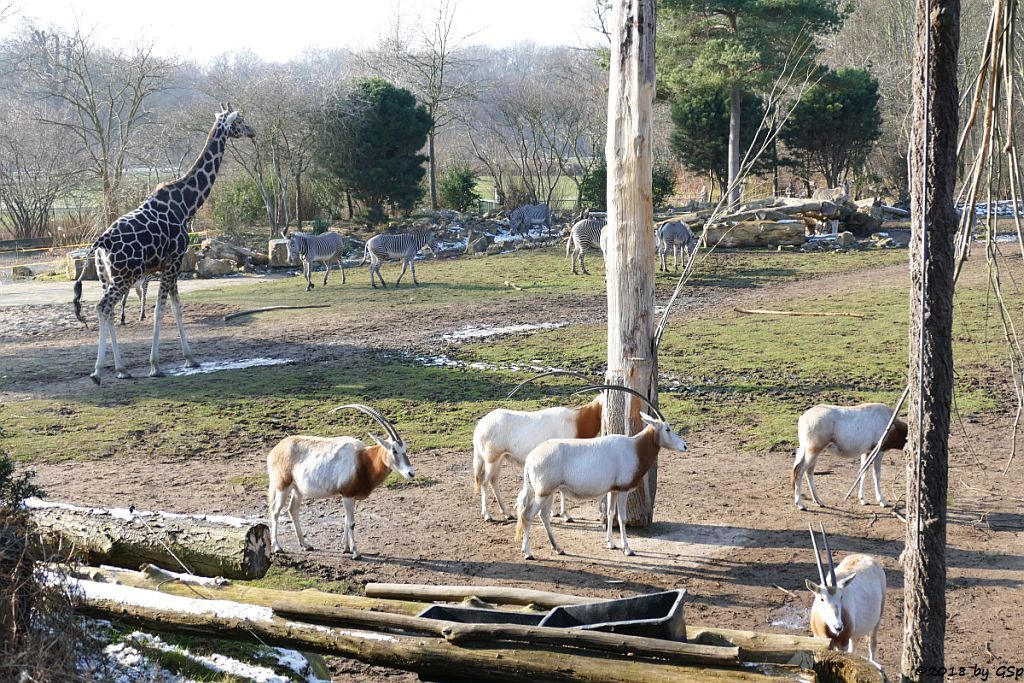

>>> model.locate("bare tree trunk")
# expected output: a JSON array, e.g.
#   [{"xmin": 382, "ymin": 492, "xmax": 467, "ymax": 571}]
[
  {"xmin": 428, "ymin": 128, "xmax": 438, "ymax": 210},
  {"xmin": 727, "ymin": 84, "xmax": 742, "ymax": 211},
  {"xmin": 902, "ymin": 1, "xmax": 959, "ymax": 680},
  {"xmin": 604, "ymin": 0, "xmax": 658, "ymax": 526}
]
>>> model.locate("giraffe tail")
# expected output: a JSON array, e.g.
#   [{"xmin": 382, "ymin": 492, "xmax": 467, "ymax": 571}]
[{"xmin": 72, "ymin": 247, "xmax": 95, "ymax": 329}]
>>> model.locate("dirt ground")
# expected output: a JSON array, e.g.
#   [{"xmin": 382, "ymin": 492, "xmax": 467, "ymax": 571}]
[{"xmin": 4, "ymin": 258, "xmax": 1023, "ymax": 681}]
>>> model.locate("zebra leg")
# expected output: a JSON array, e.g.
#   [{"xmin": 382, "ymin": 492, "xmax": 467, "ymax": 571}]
[
  {"xmin": 571, "ymin": 246, "xmax": 579, "ymax": 275},
  {"xmin": 322, "ymin": 259, "xmax": 330, "ymax": 286},
  {"xmin": 395, "ymin": 258, "xmax": 410, "ymax": 287},
  {"xmin": 410, "ymin": 257, "xmax": 419, "ymax": 285},
  {"xmin": 303, "ymin": 259, "xmax": 314, "ymax": 291},
  {"xmin": 581, "ymin": 249, "xmax": 590, "ymax": 275},
  {"xmin": 339, "ymin": 256, "xmax": 346, "ymax": 284},
  {"xmin": 138, "ymin": 280, "xmax": 148, "ymax": 321}
]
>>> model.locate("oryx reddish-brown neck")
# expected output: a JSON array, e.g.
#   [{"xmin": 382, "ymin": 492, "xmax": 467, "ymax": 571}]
[
  {"xmin": 573, "ymin": 399, "xmax": 603, "ymax": 438},
  {"xmin": 339, "ymin": 444, "xmax": 391, "ymax": 499}
]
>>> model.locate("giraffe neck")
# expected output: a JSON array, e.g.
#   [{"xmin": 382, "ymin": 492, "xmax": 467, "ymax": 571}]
[{"xmin": 159, "ymin": 121, "xmax": 229, "ymax": 221}]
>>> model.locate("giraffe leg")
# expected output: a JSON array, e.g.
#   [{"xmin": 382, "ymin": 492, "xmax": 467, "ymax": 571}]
[
  {"xmin": 105, "ymin": 313, "xmax": 132, "ymax": 380},
  {"xmin": 92, "ymin": 285, "xmax": 132, "ymax": 383},
  {"xmin": 169, "ymin": 285, "xmax": 198, "ymax": 368},
  {"xmin": 149, "ymin": 279, "xmax": 170, "ymax": 377},
  {"xmin": 91, "ymin": 308, "xmax": 109, "ymax": 385}
]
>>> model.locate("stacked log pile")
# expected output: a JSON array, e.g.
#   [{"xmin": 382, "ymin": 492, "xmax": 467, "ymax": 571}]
[
  {"xmin": 65, "ymin": 564, "xmax": 885, "ymax": 682},
  {"xmin": 664, "ymin": 191, "xmax": 909, "ymax": 249}
]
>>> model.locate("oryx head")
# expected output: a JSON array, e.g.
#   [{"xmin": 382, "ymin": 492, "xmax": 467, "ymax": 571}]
[
  {"xmin": 329, "ymin": 404, "xmax": 414, "ymax": 480},
  {"xmin": 806, "ymin": 523, "xmax": 855, "ymax": 637}
]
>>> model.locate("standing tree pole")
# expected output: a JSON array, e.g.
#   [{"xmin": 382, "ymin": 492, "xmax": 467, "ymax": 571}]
[
  {"xmin": 603, "ymin": 0, "xmax": 659, "ymax": 526},
  {"xmin": 902, "ymin": 0, "xmax": 959, "ymax": 679}
]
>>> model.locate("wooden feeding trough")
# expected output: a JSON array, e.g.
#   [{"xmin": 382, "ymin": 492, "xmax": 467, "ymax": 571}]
[{"xmin": 538, "ymin": 589, "xmax": 686, "ymax": 641}]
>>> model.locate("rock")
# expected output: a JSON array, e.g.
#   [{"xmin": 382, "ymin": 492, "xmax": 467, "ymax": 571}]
[
  {"xmin": 66, "ymin": 248, "xmax": 98, "ymax": 281},
  {"xmin": 269, "ymin": 239, "xmax": 291, "ymax": 267},
  {"xmin": 179, "ymin": 249, "xmax": 200, "ymax": 273},
  {"xmin": 201, "ymin": 238, "xmax": 268, "ymax": 267},
  {"xmin": 813, "ymin": 187, "xmax": 848, "ymax": 202},
  {"xmin": 845, "ymin": 211, "xmax": 881, "ymax": 237},
  {"xmin": 835, "ymin": 231, "xmax": 857, "ymax": 247},
  {"xmin": 11, "ymin": 265, "xmax": 32, "ymax": 278},
  {"xmin": 704, "ymin": 220, "xmax": 806, "ymax": 248},
  {"xmin": 485, "ymin": 243, "xmax": 508, "ymax": 256},
  {"xmin": 197, "ymin": 257, "xmax": 235, "ymax": 278},
  {"xmin": 467, "ymin": 236, "xmax": 491, "ymax": 254}
]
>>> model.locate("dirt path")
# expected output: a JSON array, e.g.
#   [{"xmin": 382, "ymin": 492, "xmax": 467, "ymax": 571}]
[{"xmin": 10, "ymin": 257, "xmax": 1023, "ymax": 679}]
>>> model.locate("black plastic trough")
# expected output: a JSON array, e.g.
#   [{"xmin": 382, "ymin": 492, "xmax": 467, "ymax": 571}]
[
  {"xmin": 416, "ymin": 604, "xmax": 547, "ymax": 626},
  {"xmin": 538, "ymin": 589, "xmax": 686, "ymax": 641}
]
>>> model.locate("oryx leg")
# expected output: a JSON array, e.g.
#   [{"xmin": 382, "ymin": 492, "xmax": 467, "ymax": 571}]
[
  {"xmin": 539, "ymin": 496, "xmax": 563, "ymax": 555},
  {"xmin": 605, "ymin": 492, "xmax": 617, "ymax": 549},
  {"xmin": 287, "ymin": 490, "xmax": 314, "ymax": 551},
  {"xmin": 616, "ymin": 491, "xmax": 634, "ymax": 556},
  {"xmin": 343, "ymin": 497, "xmax": 360, "ymax": 559},
  {"xmin": 558, "ymin": 492, "xmax": 572, "ymax": 523},
  {"xmin": 268, "ymin": 486, "xmax": 289, "ymax": 552}
]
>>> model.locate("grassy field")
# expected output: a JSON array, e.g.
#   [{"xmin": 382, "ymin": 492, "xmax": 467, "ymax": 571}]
[{"xmin": 6, "ymin": 245, "xmax": 1009, "ymax": 467}]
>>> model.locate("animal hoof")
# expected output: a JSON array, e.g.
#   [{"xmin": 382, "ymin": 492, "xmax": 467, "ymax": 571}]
[
  {"xmin": 149, "ymin": 370, "xmax": 165, "ymax": 378},
  {"xmin": 272, "ymin": 545, "xmax": 283, "ymax": 553},
  {"xmin": 185, "ymin": 359, "xmax": 201, "ymax": 369},
  {"xmin": 90, "ymin": 374, "xmax": 101, "ymax": 385},
  {"xmin": 523, "ymin": 553, "xmax": 534, "ymax": 560},
  {"xmin": 606, "ymin": 542, "xmax": 616, "ymax": 550},
  {"xmin": 878, "ymin": 501, "xmax": 890, "ymax": 508},
  {"xmin": 796, "ymin": 504, "xmax": 807, "ymax": 511},
  {"xmin": 555, "ymin": 548, "xmax": 565, "ymax": 555},
  {"xmin": 561, "ymin": 515, "xmax": 574, "ymax": 524},
  {"xmin": 859, "ymin": 499, "xmax": 869, "ymax": 506},
  {"xmin": 301, "ymin": 544, "xmax": 315, "ymax": 551},
  {"xmin": 116, "ymin": 371, "xmax": 134, "ymax": 380},
  {"xmin": 351, "ymin": 552, "xmax": 361, "ymax": 560},
  {"xmin": 623, "ymin": 548, "xmax": 635, "ymax": 557},
  {"xmin": 483, "ymin": 513, "xmax": 494, "ymax": 522}
]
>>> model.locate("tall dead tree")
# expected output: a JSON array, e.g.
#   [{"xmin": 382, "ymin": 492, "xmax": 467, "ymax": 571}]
[
  {"xmin": 603, "ymin": 0, "xmax": 658, "ymax": 526},
  {"xmin": 902, "ymin": 0, "xmax": 959, "ymax": 679}
]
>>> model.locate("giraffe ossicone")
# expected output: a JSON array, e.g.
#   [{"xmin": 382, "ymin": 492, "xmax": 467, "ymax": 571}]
[{"xmin": 73, "ymin": 107, "xmax": 256, "ymax": 384}]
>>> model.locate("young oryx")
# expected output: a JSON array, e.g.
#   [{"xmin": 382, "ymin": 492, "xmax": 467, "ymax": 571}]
[
  {"xmin": 655, "ymin": 219, "xmax": 698, "ymax": 272},
  {"xmin": 474, "ymin": 370, "xmax": 600, "ymax": 523},
  {"xmin": 516, "ymin": 385, "xmax": 687, "ymax": 559},
  {"xmin": 792, "ymin": 403, "xmax": 908, "ymax": 511},
  {"xmin": 566, "ymin": 215, "xmax": 607, "ymax": 275},
  {"xmin": 806, "ymin": 523, "xmax": 886, "ymax": 670},
  {"xmin": 359, "ymin": 229, "xmax": 439, "ymax": 288},
  {"xmin": 266, "ymin": 404, "xmax": 413, "ymax": 559},
  {"xmin": 285, "ymin": 230, "xmax": 348, "ymax": 291}
]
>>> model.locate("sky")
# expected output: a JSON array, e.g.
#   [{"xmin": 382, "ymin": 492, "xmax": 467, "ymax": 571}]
[{"xmin": 0, "ymin": 0, "xmax": 603, "ymax": 63}]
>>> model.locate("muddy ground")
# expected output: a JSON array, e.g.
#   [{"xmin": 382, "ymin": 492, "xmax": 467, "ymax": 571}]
[{"xmin": 3, "ymin": 256, "xmax": 1023, "ymax": 681}]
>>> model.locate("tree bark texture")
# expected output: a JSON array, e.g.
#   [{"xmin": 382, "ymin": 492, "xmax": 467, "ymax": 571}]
[
  {"xmin": 429, "ymin": 128, "xmax": 438, "ymax": 210},
  {"xmin": 29, "ymin": 503, "xmax": 271, "ymax": 580},
  {"xmin": 728, "ymin": 83, "xmax": 742, "ymax": 211},
  {"xmin": 902, "ymin": 1, "xmax": 959, "ymax": 680},
  {"xmin": 604, "ymin": 0, "xmax": 659, "ymax": 527}
]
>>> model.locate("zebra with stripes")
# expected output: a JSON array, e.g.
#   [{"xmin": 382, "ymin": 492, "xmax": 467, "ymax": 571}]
[
  {"xmin": 509, "ymin": 203, "xmax": 550, "ymax": 235},
  {"xmin": 566, "ymin": 216, "xmax": 606, "ymax": 275},
  {"xmin": 286, "ymin": 231, "xmax": 348, "ymax": 291},
  {"xmin": 359, "ymin": 229, "xmax": 439, "ymax": 288},
  {"xmin": 656, "ymin": 220, "xmax": 698, "ymax": 272}
]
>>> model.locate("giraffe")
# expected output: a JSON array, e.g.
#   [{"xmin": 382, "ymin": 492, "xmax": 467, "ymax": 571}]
[{"xmin": 73, "ymin": 105, "xmax": 256, "ymax": 384}]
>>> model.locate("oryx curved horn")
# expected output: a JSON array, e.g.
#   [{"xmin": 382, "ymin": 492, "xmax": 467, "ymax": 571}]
[
  {"xmin": 570, "ymin": 384, "xmax": 665, "ymax": 422},
  {"xmin": 819, "ymin": 522, "xmax": 837, "ymax": 588},
  {"xmin": 329, "ymin": 403, "xmax": 401, "ymax": 443},
  {"xmin": 506, "ymin": 370, "xmax": 596, "ymax": 399},
  {"xmin": 808, "ymin": 523, "xmax": 828, "ymax": 589}
]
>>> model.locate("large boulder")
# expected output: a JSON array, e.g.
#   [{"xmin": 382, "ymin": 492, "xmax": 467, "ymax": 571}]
[
  {"xmin": 704, "ymin": 220, "xmax": 806, "ymax": 248},
  {"xmin": 65, "ymin": 248, "xmax": 98, "ymax": 281},
  {"xmin": 813, "ymin": 187, "xmax": 848, "ymax": 203},
  {"xmin": 197, "ymin": 257, "xmax": 235, "ymax": 279},
  {"xmin": 179, "ymin": 248, "xmax": 200, "ymax": 273},
  {"xmin": 835, "ymin": 231, "xmax": 857, "ymax": 247},
  {"xmin": 11, "ymin": 265, "xmax": 32, "ymax": 278},
  {"xmin": 201, "ymin": 238, "xmax": 269, "ymax": 267},
  {"xmin": 467, "ymin": 235, "xmax": 491, "ymax": 254},
  {"xmin": 269, "ymin": 239, "xmax": 291, "ymax": 267}
]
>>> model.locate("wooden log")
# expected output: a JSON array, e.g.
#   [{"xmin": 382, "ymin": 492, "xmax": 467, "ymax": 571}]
[
  {"xmin": 26, "ymin": 499, "xmax": 270, "ymax": 580},
  {"xmin": 734, "ymin": 308, "xmax": 867, "ymax": 319},
  {"xmin": 223, "ymin": 304, "xmax": 330, "ymax": 322},
  {"xmin": 70, "ymin": 579, "xmax": 807, "ymax": 682},
  {"xmin": 364, "ymin": 582, "xmax": 602, "ymax": 608},
  {"xmin": 271, "ymin": 601, "xmax": 741, "ymax": 667},
  {"xmin": 69, "ymin": 565, "xmax": 426, "ymax": 615}
]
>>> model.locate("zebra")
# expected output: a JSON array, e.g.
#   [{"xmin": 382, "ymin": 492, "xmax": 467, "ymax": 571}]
[
  {"xmin": 656, "ymin": 220, "xmax": 698, "ymax": 272},
  {"xmin": 509, "ymin": 204, "xmax": 550, "ymax": 235},
  {"xmin": 286, "ymin": 231, "xmax": 348, "ymax": 292},
  {"xmin": 359, "ymin": 229, "xmax": 440, "ymax": 288},
  {"xmin": 566, "ymin": 216, "xmax": 606, "ymax": 275},
  {"xmin": 97, "ymin": 255, "xmax": 152, "ymax": 325}
]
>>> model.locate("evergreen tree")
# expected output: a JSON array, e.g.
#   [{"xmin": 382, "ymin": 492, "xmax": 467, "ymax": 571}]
[
  {"xmin": 659, "ymin": 1, "xmax": 846, "ymax": 208},
  {"xmin": 311, "ymin": 78, "xmax": 432, "ymax": 223},
  {"xmin": 438, "ymin": 163, "xmax": 481, "ymax": 212},
  {"xmin": 781, "ymin": 67, "xmax": 882, "ymax": 188},
  {"xmin": 669, "ymin": 88, "xmax": 766, "ymax": 198}
]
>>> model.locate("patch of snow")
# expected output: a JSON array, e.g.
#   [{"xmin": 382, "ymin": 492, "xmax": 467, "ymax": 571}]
[
  {"xmin": 130, "ymin": 632, "xmax": 296, "ymax": 683},
  {"xmin": 52, "ymin": 574, "xmax": 274, "ymax": 623},
  {"xmin": 769, "ymin": 605, "xmax": 808, "ymax": 630},
  {"xmin": 24, "ymin": 497, "xmax": 254, "ymax": 528},
  {"xmin": 168, "ymin": 357, "xmax": 293, "ymax": 376},
  {"xmin": 406, "ymin": 352, "xmax": 570, "ymax": 376},
  {"xmin": 441, "ymin": 322, "xmax": 566, "ymax": 342}
]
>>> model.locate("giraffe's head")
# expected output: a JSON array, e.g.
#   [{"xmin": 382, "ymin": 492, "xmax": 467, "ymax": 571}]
[{"xmin": 216, "ymin": 104, "xmax": 256, "ymax": 139}]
